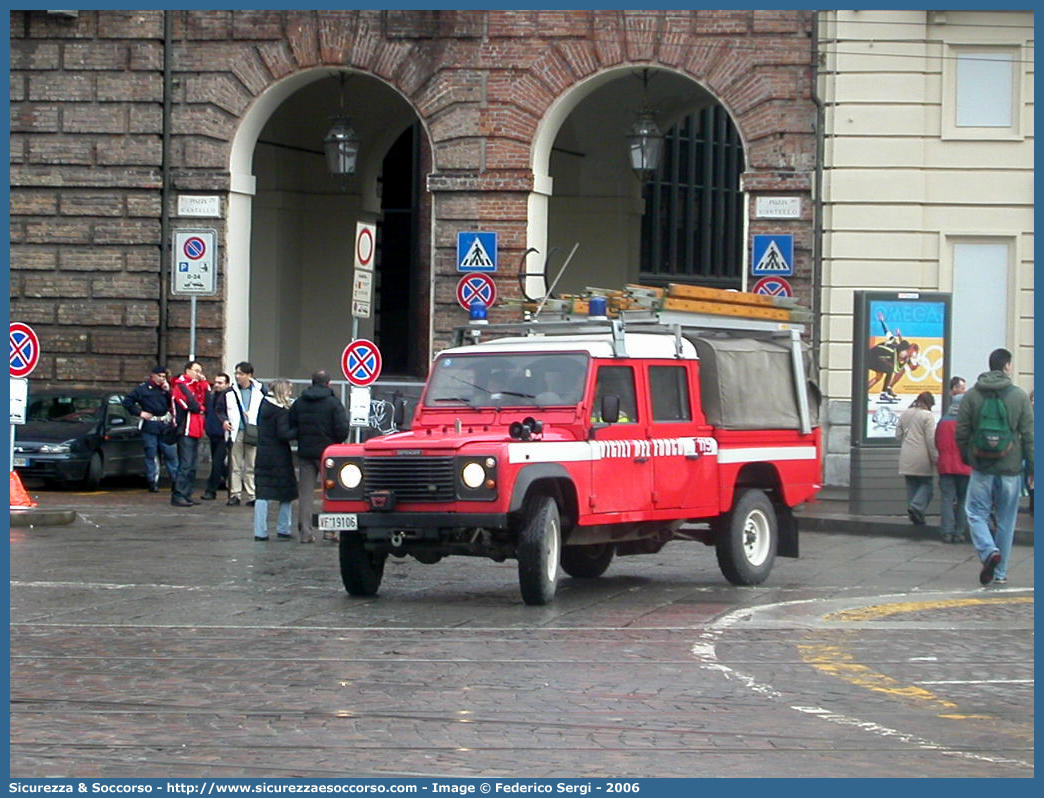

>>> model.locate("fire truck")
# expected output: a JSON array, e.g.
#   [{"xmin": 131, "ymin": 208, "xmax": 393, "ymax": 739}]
[{"xmin": 318, "ymin": 310, "xmax": 822, "ymax": 605}]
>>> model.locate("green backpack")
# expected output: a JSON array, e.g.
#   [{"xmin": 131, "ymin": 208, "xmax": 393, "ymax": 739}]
[{"xmin": 972, "ymin": 386, "xmax": 1015, "ymax": 459}]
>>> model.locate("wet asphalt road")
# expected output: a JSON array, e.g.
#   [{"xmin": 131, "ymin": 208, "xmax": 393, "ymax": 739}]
[{"xmin": 8, "ymin": 482, "xmax": 1035, "ymax": 779}]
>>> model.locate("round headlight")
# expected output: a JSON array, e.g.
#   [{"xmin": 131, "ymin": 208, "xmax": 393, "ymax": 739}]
[
  {"xmin": 461, "ymin": 462, "xmax": 486, "ymax": 489},
  {"xmin": 338, "ymin": 463, "xmax": 363, "ymax": 490}
]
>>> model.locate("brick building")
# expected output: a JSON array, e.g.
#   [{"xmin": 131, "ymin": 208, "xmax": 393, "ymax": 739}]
[{"xmin": 10, "ymin": 9, "xmax": 816, "ymax": 387}]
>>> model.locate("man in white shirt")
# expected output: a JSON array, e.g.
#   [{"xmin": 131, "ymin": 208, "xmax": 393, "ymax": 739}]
[{"xmin": 223, "ymin": 361, "xmax": 264, "ymax": 506}]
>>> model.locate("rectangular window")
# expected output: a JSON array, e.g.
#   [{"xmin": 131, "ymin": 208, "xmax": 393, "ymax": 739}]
[
  {"xmin": 956, "ymin": 52, "xmax": 1014, "ymax": 127},
  {"xmin": 594, "ymin": 366, "xmax": 638, "ymax": 423},
  {"xmin": 649, "ymin": 366, "xmax": 692, "ymax": 422},
  {"xmin": 943, "ymin": 45, "xmax": 1022, "ymax": 140},
  {"xmin": 951, "ymin": 241, "xmax": 1011, "ymax": 386},
  {"xmin": 639, "ymin": 106, "xmax": 744, "ymax": 286}
]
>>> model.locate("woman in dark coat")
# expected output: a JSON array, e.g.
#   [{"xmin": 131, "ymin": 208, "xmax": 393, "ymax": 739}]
[{"xmin": 252, "ymin": 379, "xmax": 298, "ymax": 541}]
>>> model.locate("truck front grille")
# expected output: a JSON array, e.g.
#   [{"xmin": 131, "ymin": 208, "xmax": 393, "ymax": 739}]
[{"xmin": 364, "ymin": 456, "xmax": 456, "ymax": 502}]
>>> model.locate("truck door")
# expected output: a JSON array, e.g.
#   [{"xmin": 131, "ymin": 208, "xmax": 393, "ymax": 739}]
[
  {"xmin": 588, "ymin": 364, "xmax": 653, "ymax": 516},
  {"xmin": 647, "ymin": 363, "xmax": 718, "ymax": 514}
]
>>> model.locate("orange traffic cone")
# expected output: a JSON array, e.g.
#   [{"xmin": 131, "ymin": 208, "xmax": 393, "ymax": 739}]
[{"xmin": 10, "ymin": 470, "xmax": 37, "ymax": 508}]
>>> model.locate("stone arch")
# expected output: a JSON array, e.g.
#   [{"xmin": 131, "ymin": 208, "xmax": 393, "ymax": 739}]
[
  {"xmin": 226, "ymin": 60, "xmax": 435, "ymax": 376},
  {"xmin": 526, "ymin": 63, "xmax": 754, "ymax": 297}
]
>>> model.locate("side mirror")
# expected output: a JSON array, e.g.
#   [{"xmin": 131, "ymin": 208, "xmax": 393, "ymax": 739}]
[
  {"xmin": 393, "ymin": 398, "xmax": 406, "ymax": 428},
  {"xmin": 108, "ymin": 415, "xmax": 128, "ymax": 427},
  {"xmin": 600, "ymin": 394, "xmax": 620, "ymax": 424}
]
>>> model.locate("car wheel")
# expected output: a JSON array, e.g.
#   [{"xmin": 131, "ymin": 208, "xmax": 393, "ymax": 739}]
[
  {"xmin": 716, "ymin": 488, "xmax": 778, "ymax": 585},
  {"xmin": 339, "ymin": 533, "xmax": 387, "ymax": 597},
  {"xmin": 82, "ymin": 452, "xmax": 103, "ymax": 491},
  {"xmin": 560, "ymin": 543, "xmax": 613, "ymax": 579},
  {"xmin": 517, "ymin": 494, "xmax": 561, "ymax": 605}
]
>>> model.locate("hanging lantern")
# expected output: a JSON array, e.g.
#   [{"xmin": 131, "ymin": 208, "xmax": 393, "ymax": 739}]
[
  {"xmin": 324, "ymin": 117, "xmax": 359, "ymax": 178},
  {"xmin": 627, "ymin": 111, "xmax": 662, "ymax": 178}
]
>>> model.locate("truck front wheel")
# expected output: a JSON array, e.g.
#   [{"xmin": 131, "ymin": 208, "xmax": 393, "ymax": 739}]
[
  {"xmin": 517, "ymin": 495, "xmax": 561, "ymax": 605},
  {"xmin": 716, "ymin": 489, "xmax": 777, "ymax": 586},
  {"xmin": 339, "ymin": 534, "xmax": 387, "ymax": 597}
]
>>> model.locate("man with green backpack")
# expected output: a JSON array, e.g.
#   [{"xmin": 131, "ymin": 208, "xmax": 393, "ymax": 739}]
[{"xmin": 957, "ymin": 348, "xmax": 1034, "ymax": 586}]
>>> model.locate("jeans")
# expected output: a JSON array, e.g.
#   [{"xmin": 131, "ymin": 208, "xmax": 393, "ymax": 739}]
[
  {"xmin": 939, "ymin": 473, "xmax": 969, "ymax": 539},
  {"xmin": 140, "ymin": 431, "xmax": 178, "ymax": 486},
  {"xmin": 172, "ymin": 435, "xmax": 200, "ymax": 502},
  {"xmin": 965, "ymin": 470, "xmax": 1021, "ymax": 581},
  {"xmin": 205, "ymin": 435, "xmax": 228, "ymax": 495},
  {"xmin": 297, "ymin": 458, "xmax": 320, "ymax": 539},
  {"xmin": 904, "ymin": 475, "xmax": 933, "ymax": 517},
  {"xmin": 253, "ymin": 499, "xmax": 292, "ymax": 539}
]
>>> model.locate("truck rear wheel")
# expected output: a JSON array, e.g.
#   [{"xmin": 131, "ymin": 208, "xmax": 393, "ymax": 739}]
[
  {"xmin": 560, "ymin": 543, "xmax": 613, "ymax": 579},
  {"xmin": 339, "ymin": 533, "xmax": 387, "ymax": 597},
  {"xmin": 716, "ymin": 488, "xmax": 777, "ymax": 585},
  {"xmin": 517, "ymin": 495, "xmax": 561, "ymax": 605}
]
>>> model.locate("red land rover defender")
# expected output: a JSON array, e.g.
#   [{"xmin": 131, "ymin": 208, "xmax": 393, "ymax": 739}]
[{"xmin": 319, "ymin": 312, "xmax": 822, "ymax": 605}]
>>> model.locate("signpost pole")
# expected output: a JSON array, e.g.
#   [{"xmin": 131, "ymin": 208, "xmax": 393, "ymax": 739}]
[
  {"xmin": 189, "ymin": 296, "xmax": 198, "ymax": 361},
  {"xmin": 9, "ymin": 323, "xmax": 39, "ymax": 479}
]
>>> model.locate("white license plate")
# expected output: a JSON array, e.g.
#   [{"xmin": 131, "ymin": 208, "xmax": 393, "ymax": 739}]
[
  {"xmin": 319, "ymin": 513, "xmax": 358, "ymax": 531},
  {"xmin": 13, "ymin": 456, "xmax": 28, "ymax": 468}
]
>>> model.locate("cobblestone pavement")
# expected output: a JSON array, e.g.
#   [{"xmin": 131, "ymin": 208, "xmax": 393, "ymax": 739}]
[{"xmin": 9, "ymin": 486, "xmax": 1035, "ymax": 778}]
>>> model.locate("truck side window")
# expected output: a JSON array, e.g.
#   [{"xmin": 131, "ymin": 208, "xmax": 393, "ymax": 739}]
[
  {"xmin": 593, "ymin": 366, "xmax": 638, "ymax": 422},
  {"xmin": 650, "ymin": 365, "xmax": 692, "ymax": 422}
]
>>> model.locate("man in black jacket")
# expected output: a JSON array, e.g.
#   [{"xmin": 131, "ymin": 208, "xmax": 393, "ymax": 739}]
[
  {"xmin": 201, "ymin": 372, "xmax": 231, "ymax": 500},
  {"xmin": 289, "ymin": 370, "xmax": 349, "ymax": 542},
  {"xmin": 122, "ymin": 365, "xmax": 178, "ymax": 492}
]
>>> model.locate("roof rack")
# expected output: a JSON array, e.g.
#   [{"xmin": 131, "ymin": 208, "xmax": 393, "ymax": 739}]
[
  {"xmin": 450, "ymin": 310, "xmax": 813, "ymax": 433},
  {"xmin": 452, "ymin": 309, "xmax": 805, "ymax": 351}
]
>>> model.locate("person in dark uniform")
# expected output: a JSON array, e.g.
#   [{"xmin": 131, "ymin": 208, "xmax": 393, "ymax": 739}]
[{"xmin": 122, "ymin": 365, "xmax": 178, "ymax": 492}]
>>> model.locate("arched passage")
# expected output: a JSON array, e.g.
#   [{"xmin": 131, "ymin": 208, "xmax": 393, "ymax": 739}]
[
  {"xmin": 226, "ymin": 68, "xmax": 431, "ymax": 380},
  {"xmin": 527, "ymin": 66, "xmax": 746, "ymax": 297}
]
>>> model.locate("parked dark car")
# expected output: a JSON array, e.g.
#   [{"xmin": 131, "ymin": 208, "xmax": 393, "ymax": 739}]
[{"xmin": 13, "ymin": 389, "xmax": 146, "ymax": 489}]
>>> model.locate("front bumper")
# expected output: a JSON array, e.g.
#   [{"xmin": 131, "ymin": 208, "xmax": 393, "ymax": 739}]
[
  {"xmin": 316, "ymin": 511, "xmax": 508, "ymax": 532},
  {"xmin": 14, "ymin": 455, "xmax": 87, "ymax": 483}
]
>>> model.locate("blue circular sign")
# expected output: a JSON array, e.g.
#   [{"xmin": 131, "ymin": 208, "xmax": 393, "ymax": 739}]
[{"xmin": 183, "ymin": 236, "xmax": 207, "ymax": 260}]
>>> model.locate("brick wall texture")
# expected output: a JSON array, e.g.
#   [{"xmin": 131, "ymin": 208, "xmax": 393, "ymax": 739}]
[{"xmin": 10, "ymin": 9, "xmax": 815, "ymax": 386}]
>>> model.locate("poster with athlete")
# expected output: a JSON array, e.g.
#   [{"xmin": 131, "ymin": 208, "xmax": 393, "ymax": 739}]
[{"xmin": 853, "ymin": 293, "xmax": 951, "ymax": 443}]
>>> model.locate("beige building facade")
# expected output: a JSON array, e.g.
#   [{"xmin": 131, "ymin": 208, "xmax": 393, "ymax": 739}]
[{"xmin": 815, "ymin": 9, "xmax": 1034, "ymax": 485}]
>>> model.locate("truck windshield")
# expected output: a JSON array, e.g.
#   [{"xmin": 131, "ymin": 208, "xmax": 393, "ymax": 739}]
[{"xmin": 425, "ymin": 352, "xmax": 589, "ymax": 408}]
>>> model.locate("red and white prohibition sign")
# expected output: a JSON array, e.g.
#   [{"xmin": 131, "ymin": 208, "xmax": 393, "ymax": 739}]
[
  {"xmin": 182, "ymin": 236, "xmax": 208, "ymax": 260},
  {"xmin": 10, "ymin": 322, "xmax": 41, "ymax": 378},
  {"xmin": 341, "ymin": 339, "xmax": 383, "ymax": 387},
  {"xmin": 355, "ymin": 225, "xmax": 375, "ymax": 269},
  {"xmin": 456, "ymin": 273, "xmax": 497, "ymax": 310},
  {"xmin": 751, "ymin": 275, "xmax": 793, "ymax": 298}
]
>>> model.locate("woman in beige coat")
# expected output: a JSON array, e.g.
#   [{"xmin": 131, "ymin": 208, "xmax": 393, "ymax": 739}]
[{"xmin": 895, "ymin": 391, "xmax": 938, "ymax": 525}]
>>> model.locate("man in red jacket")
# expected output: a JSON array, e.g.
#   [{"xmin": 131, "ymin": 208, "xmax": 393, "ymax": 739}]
[
  {"xmin": 935, "ymin": 376, "xmax": 971, "ymax": 543},
  {"xmin": 171, "ymin": 361, "xmax": 210, "ymax": 507}
]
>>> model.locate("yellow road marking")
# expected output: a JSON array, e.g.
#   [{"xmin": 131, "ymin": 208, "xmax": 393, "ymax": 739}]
[
  {"xmin": 825, "ymin": 596, "xmax": 1033, "ymax": 623},
  {"xmin": 799, "ymin": 596, "xmax": 1033, "ymax": 733}
]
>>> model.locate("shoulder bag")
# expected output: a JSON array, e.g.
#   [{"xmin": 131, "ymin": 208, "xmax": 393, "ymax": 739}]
[{"xmin": 233, "ymin": 389, "xmax": 260, "ymax": 446}]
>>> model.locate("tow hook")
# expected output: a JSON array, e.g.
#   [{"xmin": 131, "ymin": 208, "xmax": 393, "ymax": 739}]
[{"xmin": 391, "ymin": 531, "xmax": 404, "ymax": 548}]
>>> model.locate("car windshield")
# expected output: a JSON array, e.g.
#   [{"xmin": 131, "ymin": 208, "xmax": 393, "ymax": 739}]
[
  {"xmin": 425, "ymin": 352, "xmax": 589, "ymax": 408},
  {"xmin": 27, "ymin": 394, "xmax": 105, "ymax": 423}
]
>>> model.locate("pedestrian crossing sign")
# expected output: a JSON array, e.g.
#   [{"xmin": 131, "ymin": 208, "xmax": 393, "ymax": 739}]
[
  {"xmin": 457, "ymin": 231, "xmax": 498, "ymax": 272},
  {"xmin": 751, "ymin": 234, "xmax": 794, "ymax": 276}
]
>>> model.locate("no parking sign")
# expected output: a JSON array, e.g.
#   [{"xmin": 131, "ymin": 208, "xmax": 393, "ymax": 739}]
[
  {"xmin": 10, "ymin": 322, "xmax": 40, "ymax": 378},
  {"xmin": 751, "ymin": 275, "xmax": 793, "ymax": 298},
  {"xmin": 456, "ymin": 273, "xmax": 497, "ymax": 310},
  {"xmin": 171, "ymin": 229, "xmax": 218, "ymax": 295},
  {"xmin": 341, "ymin": 339, "xmax": 382, "ymax": 387}
]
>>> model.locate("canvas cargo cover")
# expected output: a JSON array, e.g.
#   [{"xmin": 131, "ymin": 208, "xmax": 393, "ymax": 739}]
[{"xmin": 687, "ymin": 335, "xmax": 821, "ymax": 430}]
